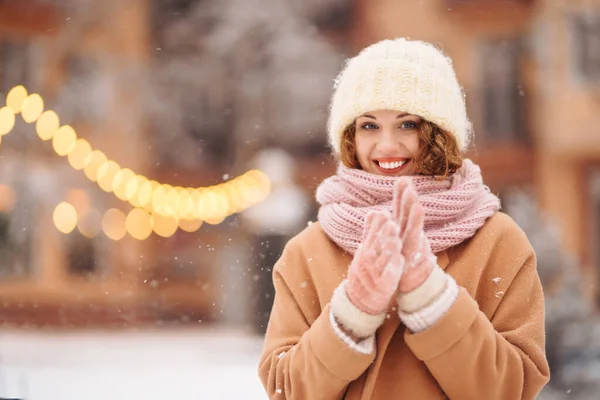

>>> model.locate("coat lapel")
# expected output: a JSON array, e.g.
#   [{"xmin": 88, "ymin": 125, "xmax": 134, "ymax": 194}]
[{"xmin": 361, "ymin": 250, "xmax": 451, "ymax": 397}]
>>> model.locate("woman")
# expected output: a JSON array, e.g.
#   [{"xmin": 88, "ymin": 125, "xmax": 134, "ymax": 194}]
[{"xmin": 258, "ymin": 38, "xmax": 550, "ymax": 399}]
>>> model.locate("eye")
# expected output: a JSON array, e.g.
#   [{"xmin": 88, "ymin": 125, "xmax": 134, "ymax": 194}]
[
  {"xmin": 359, "ymin": 122, "xmax": 379, "ymax": 130},
  {"xmin": 400, "ymin": 121, "xmax": 419, "ymax": 129}
]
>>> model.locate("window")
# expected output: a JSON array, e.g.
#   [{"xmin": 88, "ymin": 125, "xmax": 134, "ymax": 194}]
[
  {"xmin": 66, "ymin": 231, "xmax": 99, "ymax": 276},
  {"xmin": 313, "ymin": 1, "xmax": 354, "ymax": 31},
  {"xmin": 0, "ymin": 38, "xmax": 33, "ymax": 94},
  {"xmin": 54, "ymin": 54, "xmax": 112, "ymax": 124},
  {"xmin": 0, "ymin": 184, "xmax": 34, "ymax": 280},
  {"xmin": 478, "ymin": 38, "xmax": 528, "ymax": 143},
  {"xmin": 572, "ymin": 13, "xmax": 600, "ymax": 82}
]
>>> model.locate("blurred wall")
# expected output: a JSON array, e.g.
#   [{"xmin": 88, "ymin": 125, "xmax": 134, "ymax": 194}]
[{"xmin": 351, "ymin": 0, "xmax": 600, "ymax": 301}]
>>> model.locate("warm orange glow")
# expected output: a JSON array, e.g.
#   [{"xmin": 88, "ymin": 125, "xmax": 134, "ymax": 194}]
[
  {"xmin": 6, "ymin": 86, "xmax": 27, "ymax": 114},
  {"xmin": 0, "ymin": 107, "xmax": 15, "ymax": 136},
  {"xmin": 52, "ymin": 125, "xmax": 77, "ymax": 156},
  {"xmin": 151, "ymin": 213, "xmax": 178, "ymax": 238},
  {"xmin": 36, "ymin": 110, "xmax": 60, "ymax": 140},
  {"xmin": 102, "ymin": 208, "xmax": 127, "ymax": 241},
  {"xmin": 126, "ymin": 208, "xmax": 153, "ymax": 240},
  {"xmin": 53, "ymin": 202, "xmax": 78, "ymax": 234},
  {"xmin": 97, "ymin": 161, "xmax": 120, "ymax": 192},
  {"xmin": 21, "ymin": 94, "xmax": 44, "ymax": 123},
  {"xmin": 83, "ymin": 150, "xmax": 108, "ymax": 181},
  {"xmin": 68, "ymin": 139, "xmax": 93, "ymax": 170}
]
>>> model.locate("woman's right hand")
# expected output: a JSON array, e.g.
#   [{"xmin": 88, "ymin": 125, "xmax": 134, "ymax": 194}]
[{"xmin": 344, "ymin": 211, "xmax": 405, "ymax": 316}]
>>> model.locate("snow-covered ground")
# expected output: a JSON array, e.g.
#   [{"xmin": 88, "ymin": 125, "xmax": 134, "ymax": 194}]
[{"xmin": 0, "ymin": 327, "xmax": 267, "ymax": 399}]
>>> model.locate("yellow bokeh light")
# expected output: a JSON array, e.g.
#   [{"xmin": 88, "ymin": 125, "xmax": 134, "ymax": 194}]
[
  {"xmin": 138, "ymin": 179, "xmax": 156, "ymax": 208},
  {"xmin": 196, "ymin": 187, "xmax": 228, "ymax": 222},
  {"xmin": 2, "ymin": 85, "xmax": 273, "ymax": 227},
  {"xmin": 126, "ymin": 208, "xmax": 153, "ymax": 240},
  {"xmin": 6, "ymin": 86, "xmax": 28, "ymax": 114},
  {"xmin": 52, "ymin": 125, "xmax": 77, "ymax": 156},
  {"xmin": 177, "ymin": 189, "xmax": 195, "ymax": 219},
  {"xmin": 53, "ymin": 202, "xmax": 78, "ymax": 234},
  {"xmin": 126, "ymin": 175, "xmax": 146, "ymax": 204},
  {"xmin": 67, "ymin": 139, "xmax": 92, "ymax": 170},
  {"xmin": 178, "ymin": 218, "xmax": 202, "ymax": 233},
  {"xmin": 210, "ymin": 186, "xmax": 230, "ymax": 220},
  {"xmin": 78, "ymin": 209, "xmax": 101, "ymax": 239},
  {"xmin": 163, "ymin": 185, "xmax": 180, "ymax": 216},
  {"xmin": 0, "ymin": 107, "xmax": 15, "ymax": 136},
  {"xmin": 21, "ymin": 93, "xmax": 44, "ymax": 123},
  {"xmin": 97, "ymin": 161, "xmax": 120, "ymax": 192},
  {"xmin": 204, "ymin": 215, "xmax": 226, "ymax": 225},
  {"xmin": 36, "ymin": 110, "xmax": 60, "ymax": 140},
  {"xmin": 240, "ymin": 172, "xmax": 271, "ymax": 206},
  {"xmin": 226, "ymin": 180, "xmax": 246, "ymax": 214},
  {"xmin": 188, "ymin": 189, "xmax": 201, "ymax": 219},
  {"xmin": 151, "ymin": 184, "xmax": 168, "ymax": 214},
  {"xmin": 83, "ymin": 150, "xmax": 108, "ymax": 181},
  {"xmin": 196, "ymin": 188, "xmax": 218, "ymax": 221},
  {"xmin": 151, "ymin": 213, "xmax": 178, "ymax": 238},
  {"xmin": 112, "ymin": 168, "xmax": 135, "ymax": 201},
  {"xmin": 219, "ymin": 185, "xmax": 236, "ymax": 215},
  {"xmin": 102, "ymin": 208, "xmax": 127, "ymax": 241}
]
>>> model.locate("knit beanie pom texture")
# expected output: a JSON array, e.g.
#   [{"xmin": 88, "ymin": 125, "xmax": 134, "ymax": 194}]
[{"xmin": 327, "ymin": 38, "xmax": 472, "ymax": 154}]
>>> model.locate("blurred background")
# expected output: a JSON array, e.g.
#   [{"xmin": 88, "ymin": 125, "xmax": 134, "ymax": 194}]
[{"xmin": 0, "ymin": 0, "xmax": 597, "ymax": 398}]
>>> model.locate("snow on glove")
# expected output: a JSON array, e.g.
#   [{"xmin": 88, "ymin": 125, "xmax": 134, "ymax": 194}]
[
  {"xmin": 331, "ymin": 211, "xmax": 405, "ymax": 339},
  {"xmin": 393, "ymin": 179, "xmax": 459, "ymax": 332}
]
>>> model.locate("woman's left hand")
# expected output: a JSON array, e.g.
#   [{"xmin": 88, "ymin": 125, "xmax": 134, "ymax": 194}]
[{"xmin": 392, "ymin": 179, "xmax": 436, "ymax": 294}]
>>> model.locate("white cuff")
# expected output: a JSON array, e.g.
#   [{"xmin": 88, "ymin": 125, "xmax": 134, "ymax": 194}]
[
  {"xmin": 398, "ymin": 276, "xmax": 459, "ymax": 333},
  {"xmin": 330, "ymin": 280, "xmax": 386, "ymax": 339},
  {"xmin": 329, "ymin": 308, "xmax": 375, "ymax": 355},
  {"xmin": 397, "ymin": 266, "xmax": 447, "ymax": 313}
]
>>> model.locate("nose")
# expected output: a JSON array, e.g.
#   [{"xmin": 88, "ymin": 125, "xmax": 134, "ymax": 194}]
[{"xmin": 377, "ymin": 128, "xmax": 400, "ymax": 153}]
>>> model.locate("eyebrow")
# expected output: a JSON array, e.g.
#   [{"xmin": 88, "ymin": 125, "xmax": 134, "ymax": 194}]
[{"xmin": 360, "ymin": 112, "xmax": 410, "ymax": 119}]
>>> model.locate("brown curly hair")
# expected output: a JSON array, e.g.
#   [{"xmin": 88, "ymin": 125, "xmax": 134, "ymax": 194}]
[{"xmin": 338, "ymin": 120, "xmax": 463, "ymax": 180}]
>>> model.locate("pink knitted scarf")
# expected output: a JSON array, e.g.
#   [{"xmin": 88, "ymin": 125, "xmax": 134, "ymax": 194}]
[{"xmin": 316, "ymin": 159, "xmax": 500, "ymax": 255}]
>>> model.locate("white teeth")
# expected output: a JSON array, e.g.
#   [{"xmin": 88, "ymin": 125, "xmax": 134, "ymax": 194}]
[{"xmin": 379, "ymin": 160, "xmax": 407, "ymax": 169}]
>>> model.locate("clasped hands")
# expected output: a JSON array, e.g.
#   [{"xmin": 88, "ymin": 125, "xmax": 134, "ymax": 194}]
[{"xmin": 345, "ymin": 179, "xmax": 437, "ymax": 317}]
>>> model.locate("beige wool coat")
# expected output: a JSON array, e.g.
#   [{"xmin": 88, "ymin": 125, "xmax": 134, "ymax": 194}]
[{"xmin": 258, "ymin": 212, "xmax": 550, "ymax": 399}]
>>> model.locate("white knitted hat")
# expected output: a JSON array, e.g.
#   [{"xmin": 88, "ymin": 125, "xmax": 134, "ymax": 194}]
[{"xmin": 328, "ymin": 38, "xmax": 472, "ymax": 154}]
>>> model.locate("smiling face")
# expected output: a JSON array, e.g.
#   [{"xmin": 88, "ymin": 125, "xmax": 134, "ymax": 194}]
[{"xmin": 353, "ymin": 109, "xmax": 422, "ymax": 177}]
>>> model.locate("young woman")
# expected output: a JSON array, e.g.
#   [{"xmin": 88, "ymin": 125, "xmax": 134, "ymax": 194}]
[{"xmin": 258, "ymin": 38, "xmax": 550, "ymax": 399}]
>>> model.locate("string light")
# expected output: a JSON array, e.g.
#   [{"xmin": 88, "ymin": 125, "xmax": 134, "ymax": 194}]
[
  {"xmin": 0, "ymin": 107, "xmax": 15, "ymax": 136},
  {"xmin": 3, "ymin": 85, "xmax": 272, "ymax": 235},
  {"xmin": 36, "ymin": 110, "xmax": 60, "ymax": 140},
  {"xmin": 52, "ymin": 125, "xmax": 77, "ymax": 156},
  {"xmin": 125, "ymin": 208, "xmax": 152, "ymax": 240},
  {"xmin": 178, "ymin": 218, "xmax": 202, "ymax": 233},
  {"xmin": 151, "ymin": 213, "xmax": 178, "ymax": 238},
  {"xmin": 83, "ymin": 150, "xmax": 107, "ymax": 181},
  {"xmin": 21, "ymin": 93, "xmax": 44, "ymax": 123},
  {"xmin": 102, "ymin": 208, "xmax": 127, "ymax": 241},
  {"xmin": 53, "ymin": 202, "xmax": 78, "ymax": 234},
  {"xmin": 6, "ymin": 86, "xmax": 27, "ymax": 113},
  {"xmin": 68, "ymin": 139, "xmax": 93, "ymax": 170},
  {"xmin": 97, "ymin": 160, "xmax": 120, "ymax": 192}
]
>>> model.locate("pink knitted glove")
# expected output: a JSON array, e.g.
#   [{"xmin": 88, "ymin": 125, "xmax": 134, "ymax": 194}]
[
  {"xmin": 330, "ymin": 211, "xmax": 405, "ymax": 339},
  {"xmin": 392, "ymin": 180, "xmax": 435, "ymax": 293},
  {"xmin": 346, "ymin": 212, "xmax": 405, "ymax": 314},
  {"xmin": 393, "ymin": 179, "xmax": 459, "ymax": 333}
]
